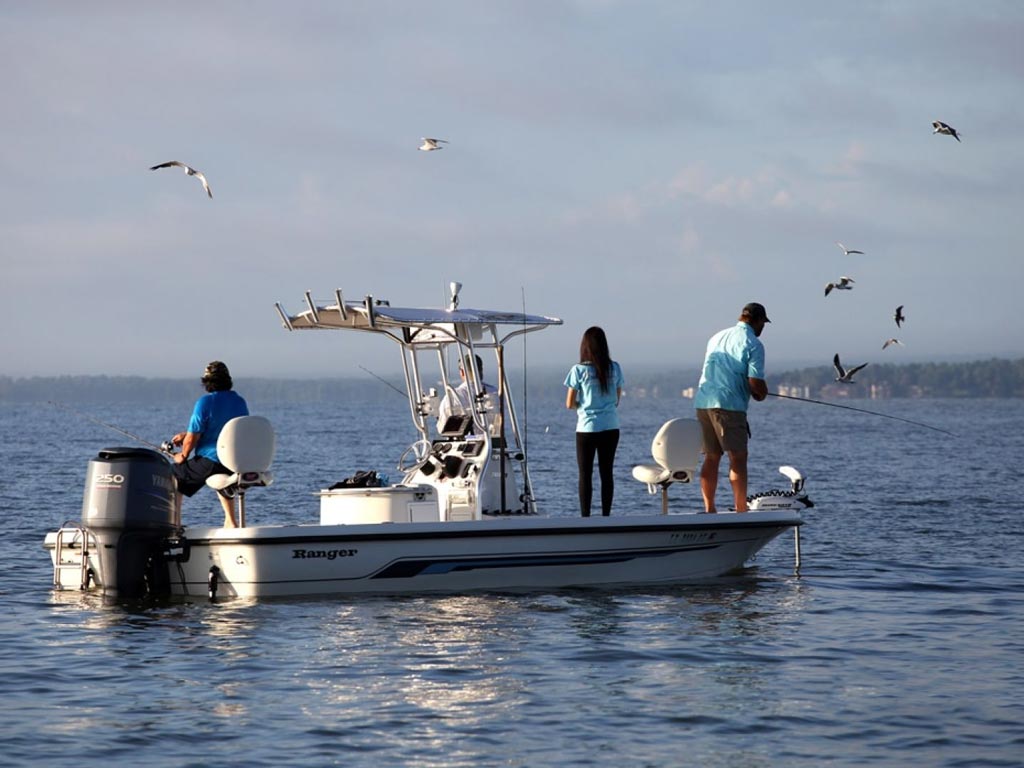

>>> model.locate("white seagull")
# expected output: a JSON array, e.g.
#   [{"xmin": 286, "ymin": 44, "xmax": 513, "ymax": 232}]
[
  {"xmin": 824, "ymin": 276, "xmax": 855, "ymax": 296},
  {"xmin": 833, "ymin": 353, "xmax": 868, "ymax": 383},
  {"xmin": 418, "ymin": 137, "xmax": 449, "ymax": 152},
  {"xmin": 836, "ymin": 242, "xmax": 864, "ymax": 256},
  {"xmin": 932, "ymin": 120, "xmax": 961, "ymax": 142},
  {"xmin": 894, "ymin": 305, "xmax": 905, "ymax": 328},
  {"xmin": 149, "ymin": 161, "xmax": 212, "ymax": 198},
  {"xmin": 882, "ymin": 338, "xmax": 903, "ymax": 350}
]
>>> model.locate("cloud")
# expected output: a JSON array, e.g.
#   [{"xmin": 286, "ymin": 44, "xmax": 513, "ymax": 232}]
[
  {"xmin": 668, "ymin": 166, "xmax": 709, "ymax": 199},
  {"xmin": 669, "ymin": 163, "xmax": 796, "ymax": 212},
  {"xmin": 771, "ymin": 189, "xmax": 793, "ymax": 208},
  {"xmin": 704, "ymin": 176, "xmax": 756, "ymax": 206},
  {"xmin": 829, "ymin": 140, "xmax": 869, "ymax": 177}
]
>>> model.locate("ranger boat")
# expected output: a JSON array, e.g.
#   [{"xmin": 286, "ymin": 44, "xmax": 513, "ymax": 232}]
[{"xmin": 44, "ymin": 283, "xmax": 810, "ymax": 599}]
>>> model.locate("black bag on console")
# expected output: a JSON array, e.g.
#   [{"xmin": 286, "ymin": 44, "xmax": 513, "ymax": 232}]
[{"xmin": 329, "ymin": 470, "xmax": 382, "ymax": 489}]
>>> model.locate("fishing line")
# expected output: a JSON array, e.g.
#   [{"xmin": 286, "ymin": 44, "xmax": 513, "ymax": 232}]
[
  {"xmin": 767, "ymin": 392, "xmax": 955, "ymax": 436},
  {"xmin": 357, "ymin": 365, "xmax": 407, "ymax": 398},
  {"xmin": 49, "ymin": 400, "xmax": 170, "ymax": 451}
]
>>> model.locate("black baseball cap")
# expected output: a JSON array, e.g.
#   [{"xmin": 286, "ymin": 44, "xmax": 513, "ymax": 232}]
[{"xmin": 740, "ymin": 302, "xmax": 771, "ymax": 323}]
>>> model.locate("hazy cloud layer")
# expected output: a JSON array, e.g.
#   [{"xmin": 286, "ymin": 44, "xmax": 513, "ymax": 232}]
[{"xmin": 1, "ymin": 1, "xmax": 1021, "ymax": 377}]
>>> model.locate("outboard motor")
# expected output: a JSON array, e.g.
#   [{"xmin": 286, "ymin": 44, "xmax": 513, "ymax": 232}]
[{"xmin": 81, "ymin": 447, "xmax": 178, "ymax": 598}]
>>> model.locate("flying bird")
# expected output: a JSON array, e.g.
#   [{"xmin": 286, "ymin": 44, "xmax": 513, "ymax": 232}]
[
  {"xmin": 833, "ymin": 353, "xmax": 868, "ymax": 383},
  {"xmin": 149, "ymin": 161, "xmax": 212, "ymax": 198},
  {"xmin": 932, "ymin": 120, "xmax": 961, "ymax": 142},
  {"xmin": 882, "ymin": 338, "xmax": 903, "ymax": 350},
  {"xmin": 894, "ymin": 305, "xmax": 905, "ymax": 328},
  {"xmin": 418, "ymin": 138, "xmax": 449, "ymax": 151},
  {"xmin": 836, "ymin": 242, "xmax": 864, "ymax": 256},
  {"xmin": 824, "ymin": 276, "xmax": 855, "ymax": 296}
]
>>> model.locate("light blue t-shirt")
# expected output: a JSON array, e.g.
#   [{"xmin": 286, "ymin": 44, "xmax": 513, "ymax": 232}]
[
  {"xmin": 188, "ymin": 390, "xmax": 249, "ymax": 462},
  {"xmin": 565, "ymin": 361, "xmax": 624, "ymax": 432},
  {"xmin": 694, "ymin": 322, "xmax": 765, "ymax": 412}
]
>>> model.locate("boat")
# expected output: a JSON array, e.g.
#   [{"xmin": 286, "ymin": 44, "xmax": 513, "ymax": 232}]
[{"xmin": 44, "ymin": 283, "xmax": 811, "ymax": 599}]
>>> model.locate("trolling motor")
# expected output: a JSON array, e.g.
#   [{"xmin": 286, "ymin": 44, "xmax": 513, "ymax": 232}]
[{"xmin": 747, "ymin": 465, "xmax": 814, "ymax": 510}]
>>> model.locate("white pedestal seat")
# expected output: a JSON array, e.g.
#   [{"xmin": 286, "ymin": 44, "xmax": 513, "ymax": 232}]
[
  {"xmin": 631, "ymin": 418, "xmax": 702, "ymax": 514},
  {"xmin": 205, "ymin": 415, "xmax": 276, "ymax": 527}
]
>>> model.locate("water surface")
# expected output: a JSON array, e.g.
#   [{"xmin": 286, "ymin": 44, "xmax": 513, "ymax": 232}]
[{"xmin": 1, "ymin": 397, "xmax": 1022, "ymax": 766}]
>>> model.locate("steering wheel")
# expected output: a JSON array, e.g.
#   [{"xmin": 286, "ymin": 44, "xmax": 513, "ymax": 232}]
[{"xmin": 397, "ymin": 439, "xmax": 432, "ymax": 472}]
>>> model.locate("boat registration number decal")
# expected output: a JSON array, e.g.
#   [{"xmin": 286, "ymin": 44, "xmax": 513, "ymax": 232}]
[
  {"xmin": 669, "ymin": 532, "xmax": 716, "ymax": 543},
  {"xmin": 291, "ymin": 548, "xmax": 358, "ymax": 560}
]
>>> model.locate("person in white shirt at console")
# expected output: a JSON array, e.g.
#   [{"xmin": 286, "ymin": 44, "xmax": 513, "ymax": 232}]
[{"xmin": 437, "ymin": 354, "xmax": 500, "ymax": 437}]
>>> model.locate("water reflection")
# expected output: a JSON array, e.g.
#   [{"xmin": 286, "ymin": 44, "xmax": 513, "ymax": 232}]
[{"xmin": 254, "ymin": 595, "xmax": 528, "ymax": 761}]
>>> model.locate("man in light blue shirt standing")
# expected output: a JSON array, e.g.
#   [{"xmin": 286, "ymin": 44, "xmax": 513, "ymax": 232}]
[{"xmin": 694, "ymin": 303, "xmax": 770, "ymax": 513}]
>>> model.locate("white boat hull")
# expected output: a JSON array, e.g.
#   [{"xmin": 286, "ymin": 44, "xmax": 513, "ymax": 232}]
[{"xmin": 45, "ymin": 511, "xmax": 801, "ymax": 598}]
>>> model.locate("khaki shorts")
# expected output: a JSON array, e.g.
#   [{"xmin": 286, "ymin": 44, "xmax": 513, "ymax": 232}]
[{"xmin": 696, "ymin": 408, "xmax": 749, "ymax": 455}]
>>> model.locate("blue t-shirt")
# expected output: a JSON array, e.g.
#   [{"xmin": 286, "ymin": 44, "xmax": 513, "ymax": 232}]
[
  {"xmin": 187, "ymin": 390, "xmax": 249, "ymax": 462},
  {"xmin": 564, "ymin": 361, "xmax": 624, "ymax": 433},
  {"xmin": 694, "ymin": 322, "xmax": 765, "ymax": 412}
]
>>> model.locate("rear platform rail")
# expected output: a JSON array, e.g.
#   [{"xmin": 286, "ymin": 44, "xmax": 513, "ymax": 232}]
[{"xmin": 52, "ymin": 525, "xmax": 96, "ymax": 590}]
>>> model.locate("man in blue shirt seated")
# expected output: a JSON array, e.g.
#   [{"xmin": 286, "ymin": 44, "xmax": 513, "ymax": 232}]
[
  {"xmin": 694, "ymin": 303, "xmax": 769, "ymax": 513},
  {"xmin": 170, "ymin": 361, "xmax": 249, "ymax": 527}
]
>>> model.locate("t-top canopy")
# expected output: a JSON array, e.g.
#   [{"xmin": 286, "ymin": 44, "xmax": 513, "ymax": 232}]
[{"xmin": 276, "ymin": 290, "xmax": 562, "ymax": 337}]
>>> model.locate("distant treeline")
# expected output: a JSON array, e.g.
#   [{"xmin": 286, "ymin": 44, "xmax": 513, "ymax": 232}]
[
  {"xmin": 630, "ymin": 357, "xmax": 1024, "ymax": 399},
  {"xmin": 769, "ymin": 357, "xmax": 1024, "ymax": 399},
  {"xmin": 2, "ymin": 357, "xmax": 1023, "ymax": 403},
  {"xmin": 0, "ymin": 375, "xmax": 398, "ymax": 405}
]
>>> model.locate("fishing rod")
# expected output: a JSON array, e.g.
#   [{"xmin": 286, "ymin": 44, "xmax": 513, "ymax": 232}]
[
  {"xmin": 49, "ymin": 401, "xmax": 172, "ymax": 451},
  {"xmin": 357, "ymin": 365, "xmax": 407, "ymax": 398},
  {"xmin": 521, "ymin": 286, "xmax": 528, "ymax": 460},
  {"xmin": 767, "ymin": 392, "xmax": 955, "ymax": 436}
]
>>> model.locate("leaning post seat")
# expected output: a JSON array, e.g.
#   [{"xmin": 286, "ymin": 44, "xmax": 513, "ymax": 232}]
[
  {"xmin": 631, "ymin": 418, "xmax": 702, "ymax": 514},
  {"xmin": 205, "ymin": 416, "xmax": 276, "ymax": 527}
]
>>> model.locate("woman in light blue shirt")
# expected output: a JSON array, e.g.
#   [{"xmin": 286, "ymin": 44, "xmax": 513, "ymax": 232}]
[{"xmin": 564, "ymin": 326, "xmax": 624, "ymax": 517}]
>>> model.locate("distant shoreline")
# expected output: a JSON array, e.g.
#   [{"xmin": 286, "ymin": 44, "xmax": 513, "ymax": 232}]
[{"xmin": 3, "ymin": 357, "xmax": 1022, "ymax": 402}]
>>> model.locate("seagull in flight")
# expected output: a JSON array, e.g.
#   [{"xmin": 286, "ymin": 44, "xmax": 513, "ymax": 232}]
[
  {"xmin": 418, "ymin": 137, "xmax": 449, "ymax": 151},
  {"xmin": 149, "ymin": 161, "xmax": 212, "ymax": 198},
  {"xmin": 882, "ymin": 338, "xmax": 903, "ymax": 350},
  {"xmin": 836, "ymin": 242, "xmax": 864, "ymax": 256},
  {"xmin": 932, "ymin": 120, "xmax": 961, "ymax": 142},
  {"xmin": 894, "ymin": 305, "xmax": 905, "ymax": 328},
  {"xmin": 833, "ymin": 353, "xmax": 868, "ymax": 383},
  {"xmin": 824, "ymin": 276, "xmax": 855, "ymax": 296}
]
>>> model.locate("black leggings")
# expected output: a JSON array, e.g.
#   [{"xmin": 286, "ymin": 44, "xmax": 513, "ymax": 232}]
[{"xmin": 576, "ymin": 429, "xmax": 620, "ymax": 517}]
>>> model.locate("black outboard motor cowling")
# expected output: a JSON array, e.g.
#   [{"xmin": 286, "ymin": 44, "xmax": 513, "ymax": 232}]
[{"xmin": 81, "ymin": 447, "xmax": 178, "ymax": 597}]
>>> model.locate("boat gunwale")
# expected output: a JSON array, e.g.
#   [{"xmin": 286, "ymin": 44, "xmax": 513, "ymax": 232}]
[{"xmin": 173, "ymin": 513, "xmax": 802, "ymax": 546}]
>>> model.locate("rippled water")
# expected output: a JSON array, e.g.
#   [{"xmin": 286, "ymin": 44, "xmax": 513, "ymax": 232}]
[{"xmin": 2, "ymin": 397, "xmax": 1022, "ymax": 767}]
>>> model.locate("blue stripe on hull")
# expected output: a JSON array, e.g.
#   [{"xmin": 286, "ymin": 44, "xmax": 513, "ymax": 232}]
[{"xmin": 371, "ymin": 543, "xmax": 720, "ymax": 579}]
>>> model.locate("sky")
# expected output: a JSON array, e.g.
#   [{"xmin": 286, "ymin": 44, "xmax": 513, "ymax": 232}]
[{"xmin": 2, "ymin": 1, "xmax": 1022, "ymax": 379}]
